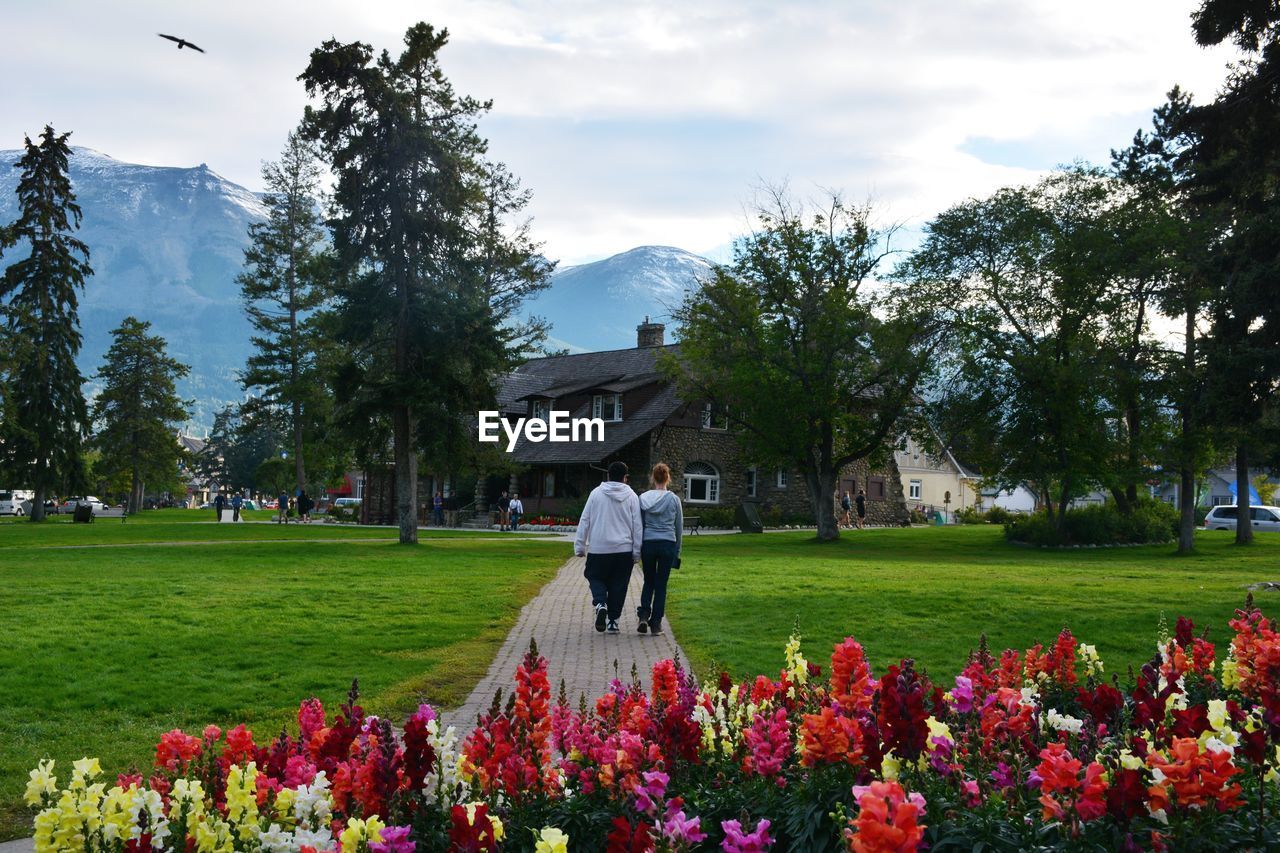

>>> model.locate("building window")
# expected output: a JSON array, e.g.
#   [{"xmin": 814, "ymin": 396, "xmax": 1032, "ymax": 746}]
[
  {"xmin": 775, "ymin": 469, "xmax": 787, "ymax": 489},
  {"xmin": 869, "ymin": 476, "xmax": 886, "ymax": 500},
  {"xmin": 701, "ymin": 402, "xmax": 728, "ymax": 430},
  {"xmin": 685, "ymin": 461, "xmax": 721, "ymax": 504},
  {"xmin": 909, "ymin": 479, "xmax": 922, "ymax": 500},
  {"xmin": 532, "ymin": 400, "xmax": 548, "ymax": 420},
  {"xmin": 745, "ymin": 466, "xmax": 757, "ymax": 498},
  {"xmin": 1212, "ymin": 494, "xmax": 1233, "ymax": 506},
  {"xmin": 592, "ymin": 393, "xmax": 622, "ymax": 422},
  {"xmin": 541, "ymin": 470, "xmax": 555, "ymax": 498}
]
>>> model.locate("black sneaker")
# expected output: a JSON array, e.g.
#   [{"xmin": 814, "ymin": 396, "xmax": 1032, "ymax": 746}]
[
  {"xmin": 637, "ymin": 618, "xmax": 649, "ymax": 634},
  {"xmin": 649, "ymin": 621, "xmax": 664, "ymax": 635},
  {"xmin": 606, "ymin": 619, "xmax": 620, "ymax": 634},
  {"xmin": 594, "ymin": 604, "xmax": 608, "ymax": 632}
]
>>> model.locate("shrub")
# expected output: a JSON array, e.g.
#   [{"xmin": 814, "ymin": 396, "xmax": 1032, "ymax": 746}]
[
  {"xmin": 1004, "ymin": 500, "xmax": 1177, "ymax": 546},
  {"xmin": 955, "ymin": 506, "xmax": 986, "ymax": 524},
  {"xmin": 983, "ymin": 504, "xmax": 1013, "ymax": 525}
]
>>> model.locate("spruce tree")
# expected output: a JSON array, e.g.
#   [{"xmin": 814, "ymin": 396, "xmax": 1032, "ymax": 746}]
[
  {"xmin": 301, "ymin": 23, "xmax": 551, "ymax": 543},
  {"xmin": 0, "ymin": 126, "xmax": 92, "ymax": 521},
  {"xmin": 238, "ymin": 130, "xmax": 332, "ymax": 494},
  {"xmin": 91, "ymin": 317, "xmax": 191, "ymax": 513}
]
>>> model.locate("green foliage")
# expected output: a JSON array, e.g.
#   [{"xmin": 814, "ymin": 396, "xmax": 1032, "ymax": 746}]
[
  {"xmin": 299, "ymin": 22, "xmax": 552, "ymax": 542},
  {"xmin": 899, "ymin": 167, "xmax": 1174, "ymax": 526},
  {"xmin": 90, "ymin": 317, "xmax": 191, "ymax": 513},
  {"xmin": 0, "ymin": 126, "xmax": 92, "ymax": 519},
  {"xmin": 666, "ymin": 189, "xmax": 937, "ymax": 540},
  {"xmin": 1004, "ymin": 500, "xmax": 1178, "ymax": 546},
  {"xmin": 194, "ymin": 404, "xmax": 283, "ymax": 494}
]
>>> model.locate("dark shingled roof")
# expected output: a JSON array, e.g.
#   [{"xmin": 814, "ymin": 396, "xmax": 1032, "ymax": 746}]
[{"xmin": 497, "ymin": 345, "xmax": 683, "ymax": 463}]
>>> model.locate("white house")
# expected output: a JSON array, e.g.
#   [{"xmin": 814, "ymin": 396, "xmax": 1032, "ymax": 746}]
[{"xmin": 894, "ymin": 432, "xmax": 981, "ymax": 519}]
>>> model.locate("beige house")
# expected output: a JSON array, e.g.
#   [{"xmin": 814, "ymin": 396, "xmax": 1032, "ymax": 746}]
[{"xmin": 894, "ymin": 433, "xmax": 980, "ymax": 519}]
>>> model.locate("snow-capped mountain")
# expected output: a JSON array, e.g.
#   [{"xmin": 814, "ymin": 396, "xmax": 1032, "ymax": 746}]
[
  {"xmin": 0, "ymin": 147, "xmax": 716, "ymax": 427},
  {"xmin": 0, "ymin": 147, "xmax": 265, "ymax": 429},
  {"xmin": 527, "ymin": 246, "xmax": 715, "ymax": 352}
]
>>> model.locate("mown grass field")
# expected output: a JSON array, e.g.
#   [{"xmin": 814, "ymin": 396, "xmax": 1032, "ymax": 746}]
[
  {"xmin": 670, "ymin": 525, "xmax": 1280, "ymax": 685},
  {"xmin": 0, "ymin": 516, "xmax": 570, "ymax": 840}
]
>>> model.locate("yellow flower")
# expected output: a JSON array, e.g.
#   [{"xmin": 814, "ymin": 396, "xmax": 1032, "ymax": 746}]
[
  {"xmin": 1221, "ymin": 656, "xmax": 1240, "ymax": 691},
  {"xmin": 274, "ymin": 788, "xmax": 297, "ymax": 825},
  {"xmin": 69, "ymin": 757, "xmax": 101, "ymax": 789},
  {"xmin": 881, "ymin": 751, "xmax": 901, "ymax": 781},
  {"xmin": 491, "ymin": 814, "xmax": 505, "ymax": 843},
  {"xmin": 534, "ymin": 826, "xmax": 570, "ymax": 853},
  {"xmin": 340, "ymin": 816, "xmax": 386, "ymax": 853},
  {"xmin": 24, "ymin": 760, "xmax": 57, "ymax": 806}
]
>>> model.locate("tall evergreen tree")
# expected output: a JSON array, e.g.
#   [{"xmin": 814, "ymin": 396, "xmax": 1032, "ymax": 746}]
[
  {"xmin": 1182, "ymin": 0, "xmax": 1280, "ymax": 545},
  {"xmin": 91, "ymin": 317, "xmax": 191, "ymax": 513},
  {"xmin": 238, "ymin": 130, "xmax": 333, "ymax": 493},
  {"xmin": 0, "ymin": 126, "xmax": 92, "ymax": 521},
  {"xmin": 301, "ymin": 23, "xmax": 551, "ymax": 543}
]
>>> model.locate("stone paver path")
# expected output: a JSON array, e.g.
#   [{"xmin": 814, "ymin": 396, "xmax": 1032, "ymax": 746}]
[
  {"xmin": 0, "ymin": 838, "xmax": 33, "ymax": 853},
  {"xmin": 443, "ymin": 555, "xmax": 690, "ymax": 729}
]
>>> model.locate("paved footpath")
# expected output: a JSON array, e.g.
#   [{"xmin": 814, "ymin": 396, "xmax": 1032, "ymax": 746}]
[{"xmin": 443, "ymin": 555, "xmax": 691, "ymax": 730}]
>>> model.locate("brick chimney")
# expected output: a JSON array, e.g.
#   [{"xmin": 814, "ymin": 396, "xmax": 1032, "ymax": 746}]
[{"xmin": 636, "ymin": 316, "xmax": 665, "ymax": 348}]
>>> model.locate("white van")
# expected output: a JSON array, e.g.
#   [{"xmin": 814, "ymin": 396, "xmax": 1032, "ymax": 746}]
[
  {"xmin": 1204, "ymin": 504, "xmax": 1280, "ymax": 533},
  {"xmin": 0, "ymin": 490, "xmax": 34, "ymax": 516}
]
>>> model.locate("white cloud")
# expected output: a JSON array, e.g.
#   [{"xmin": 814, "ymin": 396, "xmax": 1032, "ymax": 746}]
[{"xmin": 1, "ymin": 0, "xmax": 1239, "ymax": 264}]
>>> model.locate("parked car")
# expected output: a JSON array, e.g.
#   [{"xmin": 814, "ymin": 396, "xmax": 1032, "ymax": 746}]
[
  {"xmin": 60, "ymin": 496, "xmax": 106, "ymax": 515},
  {"xmin": 334, "ymin": 497, "xmax": 362, "ymax": 508},
  {"xmin": 0, "ymin": 490, "xmax": 34, "ymax": 516},
  {"xmin": 1203, "ymin": 504, "xmax": 1280, "ymax": 532}
]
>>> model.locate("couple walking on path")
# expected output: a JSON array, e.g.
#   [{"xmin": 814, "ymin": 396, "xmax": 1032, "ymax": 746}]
[{"xmin": 573, "ymin": 461, "xmax": 683, "ymax": 635}]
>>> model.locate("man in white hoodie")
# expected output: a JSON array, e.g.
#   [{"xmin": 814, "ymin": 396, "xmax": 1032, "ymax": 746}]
[{"xmin": 573, "ymin": 460, "xmax": 643, "ymax": 634}]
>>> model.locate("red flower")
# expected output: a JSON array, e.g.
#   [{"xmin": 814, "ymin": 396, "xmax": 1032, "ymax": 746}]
[
  {"xmin": 799, "ymin": 707, "xmax": 863, "ymax": 767},
  {"xmin": 830, "ymin": 637, "xmax": 874, "ymax": 713},
  {"xmin": 606, "ymin": 816, "xmax": 655, "ymax": 853},
  {"xmin": 449, "ymin": 803, "xmax": 498, "ymax": 852},
  {"xmin": 876, "ymin": 661, "xmax": 929, "ymax": 762},
  {"xmin": 155, "ymin": 729, "xmax": 202, "ymax": 772}
]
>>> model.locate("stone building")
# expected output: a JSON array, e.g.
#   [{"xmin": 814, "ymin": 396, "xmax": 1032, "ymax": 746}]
[{"xmin": 492, "ymin": 320, "xmax": 908, "ymax": 526}]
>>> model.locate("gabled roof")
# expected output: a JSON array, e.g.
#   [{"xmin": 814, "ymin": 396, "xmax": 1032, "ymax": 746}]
[{"xmin": 496, "ymin": 345, "xmax": 683, "ymax": 463}]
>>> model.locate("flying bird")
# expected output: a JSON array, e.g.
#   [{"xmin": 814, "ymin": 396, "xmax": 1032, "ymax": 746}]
[{"xmin": 157, "ymin": 33, "xmax": 205, "ymax": 53}]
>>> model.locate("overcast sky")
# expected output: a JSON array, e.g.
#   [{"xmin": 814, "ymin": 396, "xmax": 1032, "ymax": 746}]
[{"xmin": 4, "ymin": 1, "xmax": 1237, "ymax": 265}]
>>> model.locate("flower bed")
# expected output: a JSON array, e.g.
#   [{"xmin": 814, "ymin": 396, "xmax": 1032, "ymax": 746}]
[{"xmin": 25, "ymin": 599, "xmax": 1280, "ymax": 851}]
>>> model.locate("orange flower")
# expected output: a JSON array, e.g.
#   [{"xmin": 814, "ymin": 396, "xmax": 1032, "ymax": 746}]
[
  {"xmin": 845, "ymin": 780, "xmax": 926, "ymax": 853},
  {"xmin": 798, "ymin": 707, "xmax": 863, "ymax": 767},
  {"xmin": 830, "ymin": 638, "xmax": 874, "ymax": 713},
  {"xmin": 1147, "ymin": 738, "xmax": 1244, "ymax": 814}
]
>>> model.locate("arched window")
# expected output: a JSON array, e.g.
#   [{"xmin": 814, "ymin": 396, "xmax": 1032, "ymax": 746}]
[{"xmin": 684, "ymin": 461, "xmax": 720, "ymax": 504}]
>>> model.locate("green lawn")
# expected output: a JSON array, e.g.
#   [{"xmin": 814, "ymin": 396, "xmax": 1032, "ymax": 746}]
[
  {"xmin": 0, "ymin": 522, "xmax": 570, "ymax": 840},
  {"xmin": 669, "ymin": 526, "xmax": 1280, "ymax": 685}
]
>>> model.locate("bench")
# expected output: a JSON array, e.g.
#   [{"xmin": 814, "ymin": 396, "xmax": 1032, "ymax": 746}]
[{"xmin": 684, "ymin": 516, "xmax": 700, "ymax": 535}]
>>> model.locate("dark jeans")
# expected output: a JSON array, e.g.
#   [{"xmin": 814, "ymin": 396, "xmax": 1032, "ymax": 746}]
[
  {"xmin": 511, "ymin": 512, "xmax": 520, "ymax": 531},
  {"xmin": 584, "ymin": 552, "xmax": 633, "ymax": 621},
  {"xmin": 639, "ymin": 539, "xmax": 678, "ymax": 628},
  {"xmin": 215, "ymin": 505, "xmax": 223, "ymax": 521},
  {"xmin": 232, "ymin": 506, "xmax": 241, "ymax": 522},
  {"xmin": 433, "ymin": 507, "xmax": 444, "ymax": 526}
]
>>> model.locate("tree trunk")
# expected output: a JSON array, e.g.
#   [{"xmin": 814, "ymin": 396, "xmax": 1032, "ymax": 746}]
[
  {"xmin": 394, "ymin": 403, "xmax": 418, "ymax": 544},
  {"xmin": 1177, "ymin": 298, "xmax": 1198, "ymax": 555},
  {"xmin": 808, "ymin": 467, "xmax": 840, "ymax": 541},
  {"xmin": 131, "ymin": 468, "xmax": 143, "ymax": 515},
  {"xmin": 1177, "ymin": 467, "xmax": 1196, "ymax": 555},
  {"xmin": 1235, "ymin": 444, "xmax": 1253, "ymax": 546},
  {"xmin": 31, "ymin": 483, "xmax": 46, "ymax": 522}
]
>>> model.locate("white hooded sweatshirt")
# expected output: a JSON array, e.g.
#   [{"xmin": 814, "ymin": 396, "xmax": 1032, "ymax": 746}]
[{"xmin": 573, "ymin": 479, "xmax": 643, "ymax": 560}]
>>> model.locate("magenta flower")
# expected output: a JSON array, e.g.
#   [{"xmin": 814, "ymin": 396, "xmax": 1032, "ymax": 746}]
[
  {"xmin": 369, "ymin": 825, "xmax": 415, "ymax": 853},
  {"xmin": 991, "ymin": 761, "xmax": 1016, "ymax": 789},
  {"xmin": 661, "ymin": 798, "xmax": 707, "ymax": 847},
  {"xmin": 633, "ymin": 769, "xmax": 668, "ymax": 817},
  {"xmin": 721, "ymin": 818, "xmax": 773, "ymax": 852},
  {"xmin": 951, "ymin": 675, "xmax": 974, "ymax": 714},
  {"xmin": 297, "ymin": 698, "xmax": 325, "ymax": 743}
]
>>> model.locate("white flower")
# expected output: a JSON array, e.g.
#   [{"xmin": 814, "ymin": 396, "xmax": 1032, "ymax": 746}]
[{"xmin": 1044, "ymin": 709, "xmax": 1083, "ymax": 734}]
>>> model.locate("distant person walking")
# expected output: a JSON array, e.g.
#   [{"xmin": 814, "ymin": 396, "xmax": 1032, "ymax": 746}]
[
  {"xmin": 855, "ymin": 489, "xmax": 867, "ymax": 530},
  {"xmin": 509, "ymin": 493, "xmax": 523, "ymax": 531},
  {"xmin": 637, "ymin": 462, "xmax": 682, "ymax": 635},
  {"xmin": 433, "ymin": 491, "xmax": 445, "ymax": 526},
  {"xmin": 213, "ymin": 492, "xmax": 225, "ymax": 522},
  {"xmin": 840, "ymin": 491, "xmax": 852, "ymax": 529},
  {"xmin": 277, "ymin": 491, "xmax": 289, "ymax": 524},
  {"xmin": 298, "ymin": 490, "xmax": 312, "ymax": 523},
  {"xmin": 230, "ymin": 493, "xmax": 243, "ymax": 523},
  {"xmin": 573, "ymin": 461, "xmax": 642, "ymax": 635},
  {"xmin": 497, "ymin": 490, "xmax": 511, "ymax": 531}
]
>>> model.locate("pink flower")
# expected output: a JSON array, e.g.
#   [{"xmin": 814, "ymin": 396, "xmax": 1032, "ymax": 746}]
[
  {"xmin": 962, "ymin": 779, "xmax": 981, "ymax": 807},
  {"xmin": 951, "ymin": 676, "xmax": 974, "ymax": 714},
  {"xmin": 744, "ymin": 708, "xmax": 792, "ymax": 778},
  {"xmin": 634, "ymin": 770, "xmax": 669, "ymax": 817},
  {"xmin": 284, "ymin": 755, "xmax": 318, "ymax": 788},
  {"xmin": 369, "ymin": 825, "xmax": 414, "ymax": 853},
  {"xmin": 661, "ymin": 798, "xmax": 707, "ymax": 846},
  {"xmin": 298, "ymin": 698, "xmax": 326, "ymax": 743},
  {"xmin": 721, "ymin": 818, "xmax": 773, "ymax": 852}
]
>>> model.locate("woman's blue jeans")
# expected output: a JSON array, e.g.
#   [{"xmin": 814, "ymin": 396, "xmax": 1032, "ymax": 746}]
[{"xmin": 639, "ymin": 539, "xmax": 678, "ymax": 628}]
